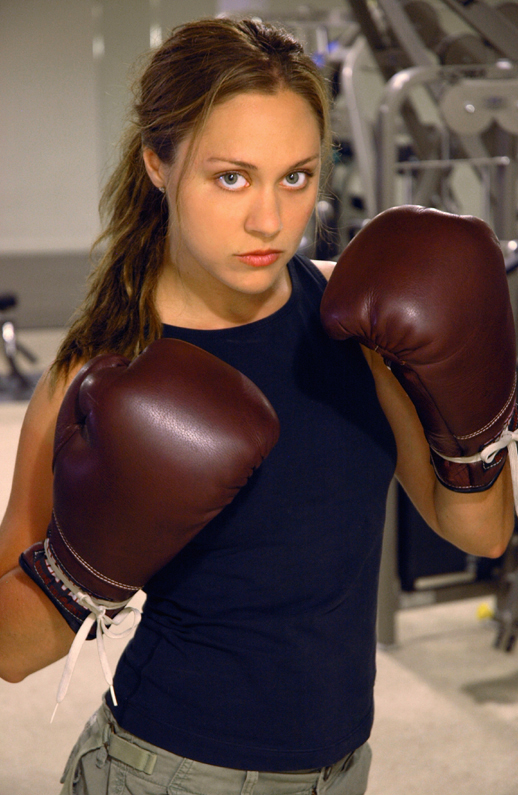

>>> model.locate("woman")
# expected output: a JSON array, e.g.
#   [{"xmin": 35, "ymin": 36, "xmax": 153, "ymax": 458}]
[{"xmin": 0, "ymin": 17, "xmax": 513, "ymax": 795}]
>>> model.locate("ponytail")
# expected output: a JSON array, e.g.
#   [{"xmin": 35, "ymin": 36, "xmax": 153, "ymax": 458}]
[{"xmin": 51, "ymin": 128, "xmax": 167, "ymax": 381}]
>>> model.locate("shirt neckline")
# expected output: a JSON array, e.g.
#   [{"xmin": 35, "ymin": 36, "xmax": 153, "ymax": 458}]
[{"xmin": 162, "ymin": 257, "xmax": 301, "ymax": 338}]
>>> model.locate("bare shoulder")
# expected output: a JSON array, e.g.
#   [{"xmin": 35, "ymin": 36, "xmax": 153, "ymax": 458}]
[
  {"xmin": 311, "ymin": 259, "xmax": 336, "ymax": 282},
  {"xmin": 20, "ymin": 362, "xmax": 84, "ymax": 455}
]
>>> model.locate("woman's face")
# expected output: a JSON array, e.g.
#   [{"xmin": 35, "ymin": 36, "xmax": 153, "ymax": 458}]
[{"xmin": 154, "ymin": 90, "xmax": 321, "ymax": 306}]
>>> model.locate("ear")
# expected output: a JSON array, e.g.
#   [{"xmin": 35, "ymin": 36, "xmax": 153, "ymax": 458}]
[{"xmin": 143, "ymin": 148, "xmax": 167, "ymax": 191}]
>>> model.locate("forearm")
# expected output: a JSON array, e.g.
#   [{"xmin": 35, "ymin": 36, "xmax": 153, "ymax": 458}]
[
  {"xmin": 0, "ymin": 566, "xmax": 74, "ymax": 683},
  {"xmin": 431, "ymin": 459, "xmax": 515, "ymax": 559},
  {"xmin": 372, "ymin": 350, "xmax": 516, "ymax": 558}
]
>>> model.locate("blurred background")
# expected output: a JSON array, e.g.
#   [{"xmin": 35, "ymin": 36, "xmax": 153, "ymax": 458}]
[
  {"xmin": 2, "ymin": 0, "xmax": 518, "ymax": 328},
  {"xmin": 1, "ymin": 1, "xmax": 518, "ymax": 792}
]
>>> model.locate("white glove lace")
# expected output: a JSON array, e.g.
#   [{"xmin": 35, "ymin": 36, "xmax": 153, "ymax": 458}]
[
  {"xmin": 44, "ymin": 541, "xmax": 141, "ymax": 723},
  {"xmin": 434, "ymin": 426, "xmax": 518, "ymax": 516}
]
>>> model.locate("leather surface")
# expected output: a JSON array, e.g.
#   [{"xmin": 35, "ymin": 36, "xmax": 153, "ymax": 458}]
[
  {"xmin": 46, "ymin": 338, "xmax": 280, "ymax": 600},
  {"xmin": 320, "ymin": 205, "xmax": 516, "ymax": 491}
]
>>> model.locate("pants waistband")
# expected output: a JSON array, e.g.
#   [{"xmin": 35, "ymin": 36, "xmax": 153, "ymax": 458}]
[{"xmin": 101, "ymin": 701, "xmax": 356, "ymax": 784}]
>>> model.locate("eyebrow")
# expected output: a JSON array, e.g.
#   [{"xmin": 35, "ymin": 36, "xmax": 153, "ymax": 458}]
[{"xmin": 206, "ymin": 154, "xmax": 320, "ymax": 170}]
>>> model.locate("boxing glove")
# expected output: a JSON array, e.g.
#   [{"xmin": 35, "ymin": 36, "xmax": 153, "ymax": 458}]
[
  {"xmin": 20, "ymin": 338, "xmax": 279, "ymax": 708},
  {"xmin": 320, "ymin": 205, "xmax": 517, "ymax": 495}
]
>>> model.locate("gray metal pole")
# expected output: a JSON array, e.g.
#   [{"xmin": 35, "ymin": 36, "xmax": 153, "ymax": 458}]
[{"xmin": 377, "ymin": 478, "xmax": 400, "ymax": 648}]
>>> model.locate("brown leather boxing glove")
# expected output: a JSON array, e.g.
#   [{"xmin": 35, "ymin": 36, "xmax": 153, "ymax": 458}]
[
  {"xmin": 20, "ymin": 338, "xmax": 279, "ymax": 709},
  {"xmin": 320, "ymin": 205, "xmax": 517, "ymax": 496}
]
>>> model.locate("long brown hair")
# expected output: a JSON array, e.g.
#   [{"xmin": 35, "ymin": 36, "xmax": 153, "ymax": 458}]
[{"xmin": 51, "ymin": 17, "xmax": 332, "ymax": 381}]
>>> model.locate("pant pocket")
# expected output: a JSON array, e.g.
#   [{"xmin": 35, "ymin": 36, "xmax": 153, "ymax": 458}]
[
  {"xmin": 59, "ymin": 708, "xmax": 106, "ymax": 795},
  {"xmin": 110, "ymin": 762, "xmax": 170, "ymax": 795},
  {"xmin": 323, "ymin": 743, "xmax": 372, "ymax": 795}
]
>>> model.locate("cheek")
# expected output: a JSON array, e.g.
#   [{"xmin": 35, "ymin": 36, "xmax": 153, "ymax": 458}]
[
  {"xmin": 176, "ymin": 201, "xmax": 231, "ymax": 260},
  {"xmin": 284, "ymin": 195, "xmax": 317, "ymax": 232},
  {"xmin": 180, "ymin": 186, "xmax": 233, "ymax": 232},
  {"xmin": 174, "ymin": 195, "xmax": 217, "ymax": 246}
]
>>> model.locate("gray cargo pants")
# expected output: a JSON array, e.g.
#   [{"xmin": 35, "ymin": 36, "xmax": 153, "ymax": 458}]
[{"xmin": 59, "ymin": 701, "xmax": 371, "ymax": 795}]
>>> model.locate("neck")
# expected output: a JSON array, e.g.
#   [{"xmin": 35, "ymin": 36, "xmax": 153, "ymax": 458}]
[{"xmin": 156, "ymin": 259, "xmax": 292, "ymax": 330}]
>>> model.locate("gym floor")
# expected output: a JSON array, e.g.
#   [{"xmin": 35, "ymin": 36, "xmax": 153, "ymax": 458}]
[{"xmin": 2, "ymin": 330, "xmax": 518, "ymax": 795}]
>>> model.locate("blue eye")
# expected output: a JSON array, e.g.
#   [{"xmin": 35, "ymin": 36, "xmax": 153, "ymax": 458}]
[
  {"xmin": 218, "ymin": 172, "xmax": 247, "ymax": 190},
  {"xmin": 282, "ymin": 171, "xmax": 309, "ymax": 188}
]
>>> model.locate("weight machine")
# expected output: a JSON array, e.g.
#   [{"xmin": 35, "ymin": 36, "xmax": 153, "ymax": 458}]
[
  {"xmin": 315, "ymin": 0, "xmax": 518, "ymax": 247},
  {"xmin": 344, "ymin": 0, "xmax": 518, "ymax": 649},
  {"xmin": 0, "ymin": 293, "xmax": 38, "ymax": 401}
]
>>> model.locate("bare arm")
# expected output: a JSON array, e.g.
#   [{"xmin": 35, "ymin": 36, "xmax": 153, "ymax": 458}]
[
  {"xmin": 365, "ymin": 346, "xmax": 514, "ymax": 558},
  {"xmin": 0, "ymin": 367, "xmax": 82, "ymax": 682}
]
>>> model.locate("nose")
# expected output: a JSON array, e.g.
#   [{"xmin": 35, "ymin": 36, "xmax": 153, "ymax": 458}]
[{"xmin": 244, "ymin": 187, "xmax": 283, "ymax": 238}]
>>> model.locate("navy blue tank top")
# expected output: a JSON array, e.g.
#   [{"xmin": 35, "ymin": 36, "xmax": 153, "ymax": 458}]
[{"xmin": 109, "ymin": 255, "xmax": 396, "ymax": 771}]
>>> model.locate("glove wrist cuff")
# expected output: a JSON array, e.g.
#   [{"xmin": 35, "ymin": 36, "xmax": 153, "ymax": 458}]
[
  {"xmin": 430, "ymin": 451, "xmax": 507, "ymax": 493},
  {"xmin": 19, "ymin": 540, "xmax": 142, "ymax": 720},
  {"xmin": 19, "ymin": 542, "xmax": 96, "ymax": 636},
  {"xmin": 430, "ymin": 403, "xmax": 518, "ymax": 494}
]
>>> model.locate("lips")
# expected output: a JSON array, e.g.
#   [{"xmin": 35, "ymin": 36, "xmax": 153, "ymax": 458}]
[{"xmin": 236, "ymin": 249, "xmax": 283, "ymax": 267}]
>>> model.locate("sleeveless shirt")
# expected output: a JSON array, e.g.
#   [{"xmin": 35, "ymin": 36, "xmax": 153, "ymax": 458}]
[{"xmin": 109, "ymin": 255, "xmax": 397, "ymax": 771}]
